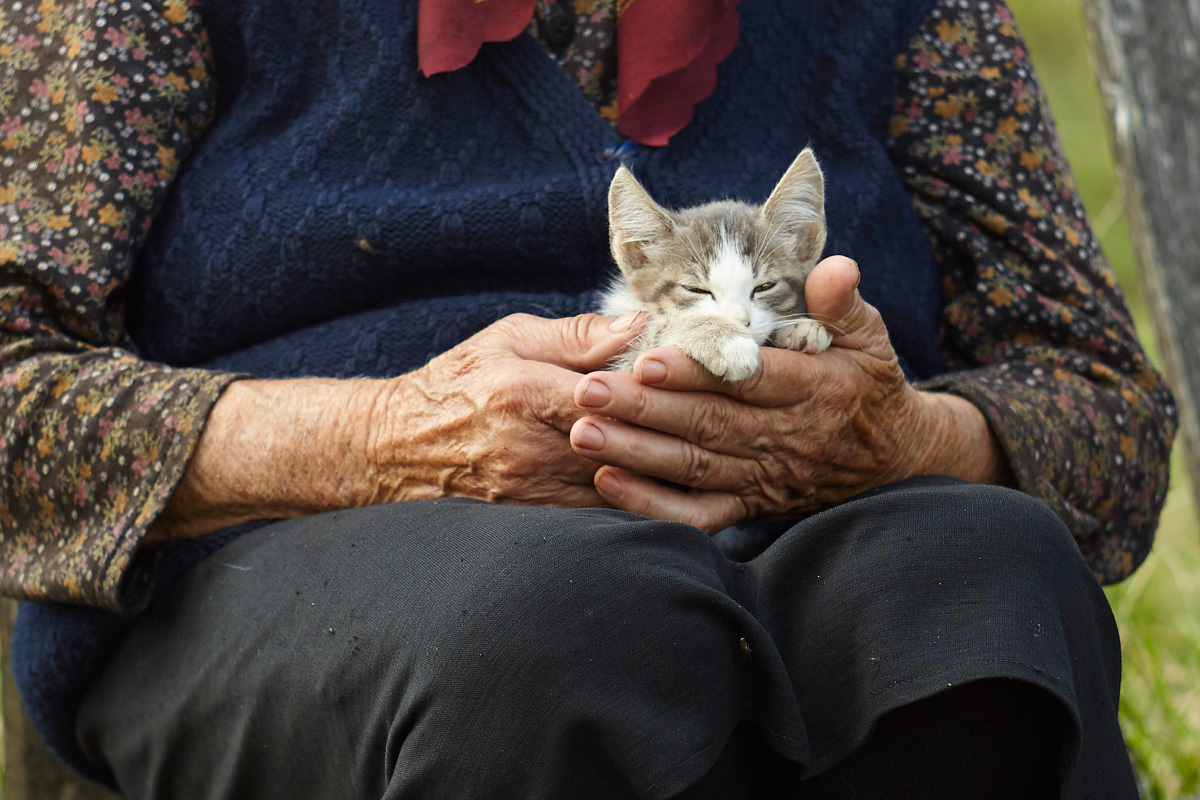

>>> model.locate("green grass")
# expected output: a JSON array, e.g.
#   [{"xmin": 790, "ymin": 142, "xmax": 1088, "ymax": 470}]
[{"xmin": 1007, "ymin": 0, "xmax": 1200, "ymax": 796}]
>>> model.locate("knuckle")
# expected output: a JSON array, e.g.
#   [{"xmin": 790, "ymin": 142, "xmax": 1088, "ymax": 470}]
[
  {"xmin": 758, "ymin": 481, "xmax": 793, "ymax": 513},
  {"xmin": 628, "ymin": 384, "xmax": 655, "ymax": 422},
  {"xmin": 565, "ymin": 312, "xmax": 601, "ymax": 346},
  {"xmin": 693, "ymin": 496, "xmax": 743, "ymax": 534},
  {"xmin": 486, "ymin": 372, "xmax": 531, "ymax": 414},
  {"xmin": 823, "ymin": 370, "xmax": 858, "ymax": 406},
  {"xmin": 682, "ymin": 401, "xmax": 722, "ymax": 447},
  {"xmin": 488, "ymin": 313, "xmax": 527, "ymax": 337},
  {"xmin": 746, "ymin": 457, "xmax": 779, "ymax": 493},
  {"xmin": 681, "ymin": 444, "xmax": 714, "ymax": 487},
  {"xmin": 693, "ymin": 512, "xmax": 721, "ymax": 534}
]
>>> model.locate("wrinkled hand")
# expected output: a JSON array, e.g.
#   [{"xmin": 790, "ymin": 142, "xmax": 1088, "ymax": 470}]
[
  {"xmin": 366, "ymin": 312, "xmax": 643, "ymax": 507},
  {"xmin": 568, "ymin": 256, "xmax": 1008, "ymax": 532}
]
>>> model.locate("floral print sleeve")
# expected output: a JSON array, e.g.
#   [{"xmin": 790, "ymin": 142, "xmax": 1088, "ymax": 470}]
[
  {"xmin": 890, "ymin": 0, "xmax": 1177, "ymax": 583},
  {"xmin": 0, "ymin": 0, "xmax": 242, "ymax": 612}
]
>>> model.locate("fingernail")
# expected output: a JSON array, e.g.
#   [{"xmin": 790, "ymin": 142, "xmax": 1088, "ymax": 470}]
[
  {"xmin": 850, "ymin": 259, "xmax": 861, "ymax": 288},
  {"xmin": 579, "ymin": 379, "xmax": 612, "ymax": 408},
  {"xmin": 638, "ymin": 358, "xmax": 667, "ymax": 384},
  {"xmin": 574, "ymin": 422, "xmax": 605, "ymax": 451},
  {"xmin": 596, "ymin": 471, "xmax": 622, "ymax": 498},
  {"xmin": 609, "ymin": 312, "xmax": 639, "ymax": 332}
]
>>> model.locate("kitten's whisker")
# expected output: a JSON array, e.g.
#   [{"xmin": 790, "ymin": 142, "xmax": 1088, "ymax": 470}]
[
  {"xmin": 769, "ymin": 316, "xmax": 853, "ymax": 340},
  {"xmin": 770, "ymin": 319, "xmax": 850, "ymax": 337},
  {"xmin": 792, "ymin": 311, "xmax": 843, "ymax": 324},
  {"xmin": 769, "ymin": 311, "xmax": 843, "ymax": 325},
  {"xmin": 754, "ymin": 221, "xmax": 789, "ymax": 266},
  {"xmin": 752, "ymin": 220, "xmax": 784, "ymax": 265},
  {"xmin": 680, "ymin": 234, "xmax": 709, "ymax": 273}
]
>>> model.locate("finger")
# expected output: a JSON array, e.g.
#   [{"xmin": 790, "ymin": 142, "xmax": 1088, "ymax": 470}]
[
  {"xmin": 625, "ymin": 345, "xmax": 833, "ymax": 409},
  {"xmin": 489, "ymin": 312, "xmax": 646, "ymax": 372},
  {"xmin": 574, "ymin": 371, "xmax": 775, "ymax": 456},
  {"xmin": 592, "ymin": 467, "xmax": 748, "ymax": 534},
  {"xmin": 569, "ymin": 414, "xmax": 759, "ymax": 492},
  {"xmin": 803, "ymin": 256, "xmax": 893, "ymax": 359}
]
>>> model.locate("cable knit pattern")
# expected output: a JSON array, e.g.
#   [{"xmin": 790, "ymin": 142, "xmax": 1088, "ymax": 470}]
[{"xmin": 0, "ymin": 0, "xmax": 243, "ymax": 612}]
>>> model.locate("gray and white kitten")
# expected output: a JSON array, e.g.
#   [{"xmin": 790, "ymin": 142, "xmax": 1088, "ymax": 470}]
[{"xmin": 600, "ymin": 148, "xmax": 831, "ymax": 381}]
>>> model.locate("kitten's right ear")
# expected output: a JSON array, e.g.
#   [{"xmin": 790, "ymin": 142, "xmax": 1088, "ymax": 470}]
[
  {"xmin": 762, "ymin": 148, "xmax": 826, "ymax": 264},
  {"xmin": 608, "ymin": 167, "xmax": 673, "ymax": 271}
]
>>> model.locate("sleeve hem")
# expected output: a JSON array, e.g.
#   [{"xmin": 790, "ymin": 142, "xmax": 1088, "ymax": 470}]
[{"xmin": 93, "ymin": 370, "xmax": 251, "ymax": 614}]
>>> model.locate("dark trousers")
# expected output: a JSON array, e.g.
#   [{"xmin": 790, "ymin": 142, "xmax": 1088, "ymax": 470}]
[{"xmin": 76, "ymin": 478, "xmax": 1138, "ymax": 799}]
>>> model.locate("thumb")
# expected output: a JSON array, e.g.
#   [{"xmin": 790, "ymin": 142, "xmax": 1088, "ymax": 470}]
[
  {"xmin": 493, "ymin": 312, "xmax": 646, "ymax": 372},
  {"xmin": 804, "ymin": 256, "xmax": 893, "ymax": 359}
]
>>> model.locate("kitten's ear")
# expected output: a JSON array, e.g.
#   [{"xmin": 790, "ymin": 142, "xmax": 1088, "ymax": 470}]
[
  {"xmin": 608, "ymin": 166, "xmax": 673, "ymax": 271},
  {"xmin": 762, "ymin": 147, "xmax": 827, "ymax": 263}
]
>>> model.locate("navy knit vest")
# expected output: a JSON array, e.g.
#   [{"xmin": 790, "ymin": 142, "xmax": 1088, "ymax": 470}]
[
  {"xmin": 16, "ymin": 0, "xmax": 943, "ymax": 783},
  {"xmin": 129, "ymin": 0, "xmax": 945, "ymax": 379}
]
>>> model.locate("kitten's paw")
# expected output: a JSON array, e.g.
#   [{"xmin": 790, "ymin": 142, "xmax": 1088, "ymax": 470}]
[
  {"xmin": 776, "ymin": 320, "xmax": 832, "ymax": 354},
  {"xmin": 700, "ymin": 337, "xmax": 759, "ymax": 382}
]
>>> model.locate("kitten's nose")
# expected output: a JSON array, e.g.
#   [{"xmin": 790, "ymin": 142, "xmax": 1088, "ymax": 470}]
[{"xmin": 728, "ymin": 305, "xmax": 751, "ymax": 327}]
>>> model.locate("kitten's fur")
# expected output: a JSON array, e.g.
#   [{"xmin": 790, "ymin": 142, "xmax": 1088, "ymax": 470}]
[{"xmin": 600, "ymin": 148, "xmax": 831, "ymax": 381}]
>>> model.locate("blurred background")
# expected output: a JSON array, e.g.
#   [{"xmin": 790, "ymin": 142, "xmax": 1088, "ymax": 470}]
[{"xmin": 1007, "ymin": 0, "xmax": 1200, "ymax": 796}]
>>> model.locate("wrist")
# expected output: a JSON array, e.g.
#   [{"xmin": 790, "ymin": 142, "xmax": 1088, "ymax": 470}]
[{"xmin": 905, "ymin": 389, "xmax": 1014, "ymax": 487}]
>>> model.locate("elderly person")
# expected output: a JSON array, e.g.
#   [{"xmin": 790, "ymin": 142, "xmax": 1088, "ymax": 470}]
[{"xmin": 0, "ymin": 0, "xmax": 1174, "ymax": 797}]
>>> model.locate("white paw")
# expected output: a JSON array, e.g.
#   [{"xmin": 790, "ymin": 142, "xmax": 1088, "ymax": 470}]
[
  {"xmin": 703, "ymin": 336, "xmax": 759, "ymax": 381},
  {"xmin": 776, "ymin": 319, "xmax": 832, "ymax": 354}
]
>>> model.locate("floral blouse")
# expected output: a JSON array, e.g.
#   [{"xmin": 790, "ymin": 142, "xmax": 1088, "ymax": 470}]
[{"xmin": 0, "ymin": 0, "xmax": 1176, "ymax": 612}]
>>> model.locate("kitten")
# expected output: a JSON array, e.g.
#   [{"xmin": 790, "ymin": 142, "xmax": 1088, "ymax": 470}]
[{"xmin": 600, "ymin": 148, "xmax": 831, "ymax": 382}]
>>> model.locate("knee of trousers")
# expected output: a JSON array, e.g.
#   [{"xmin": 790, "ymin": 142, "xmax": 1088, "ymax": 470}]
[
  {"xmin": 815, "ymin": 481, "xmax": 1098, "ymax": 596},
  {"xmin": 779, "ymin": 480, "xmax": 1120, "ymax": 702},
  {"xmin": 924, "ymin": 482, "xmax": 1099, "ymax": 599},
  {"xmin": 359, "ymin": 501, "xmax": 803, "ymax": 792}
]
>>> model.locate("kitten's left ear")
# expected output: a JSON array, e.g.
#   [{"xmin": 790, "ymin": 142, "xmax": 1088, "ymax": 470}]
[{"xmin": 762, "ymin": 147, "xmax": 827, "ymax": 263}]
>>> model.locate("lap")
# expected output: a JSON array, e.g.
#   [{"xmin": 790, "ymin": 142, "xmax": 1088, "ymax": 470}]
[{"xmin": 75, "ymin": 479, "xmax": 1128, "ymax": 800}]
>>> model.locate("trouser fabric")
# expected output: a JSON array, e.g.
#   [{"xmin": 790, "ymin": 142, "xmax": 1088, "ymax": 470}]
[{"xmin": 76, "ymin": 478, "xmax": 1138, "ymax": 799}]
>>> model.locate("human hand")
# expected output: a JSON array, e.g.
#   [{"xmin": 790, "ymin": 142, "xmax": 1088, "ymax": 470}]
[
  {"xmin": 366, "ymin": 312, "xmax": 645, "ymax": 507},
  {"xmin": 148, "ymin": 312, "xmax": 642, "ymax": 546},
  {"xmin": 568, "ymin": 256, "xmax": 1010, "ymax": 532}
]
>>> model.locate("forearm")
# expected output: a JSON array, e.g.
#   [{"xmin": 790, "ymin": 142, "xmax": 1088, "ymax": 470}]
[
  {"xmin": 147, "ymin": 377, "xmax": 392, "ymax": 544},
  {"xmin": 150, "ymin": 312, "xmax": 639, "ymax": 542}
]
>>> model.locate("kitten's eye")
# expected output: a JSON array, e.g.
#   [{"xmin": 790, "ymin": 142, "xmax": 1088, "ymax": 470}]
[
  {"xmin": 682, "ymin": 285, "xmax": 713, "ymax": 297},
  {"xmin": 753, "ymin": 281, "xmax": 777, "ymax": 294}
]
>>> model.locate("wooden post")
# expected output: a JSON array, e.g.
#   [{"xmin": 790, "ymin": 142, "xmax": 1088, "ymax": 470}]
[
  {"xmin": 1, "ymin": 600, "xmax": 122, "ymax": 800},
  {"xmin": 1080, "ymin": 0, "xmax": 1200, "ymax": 515}
]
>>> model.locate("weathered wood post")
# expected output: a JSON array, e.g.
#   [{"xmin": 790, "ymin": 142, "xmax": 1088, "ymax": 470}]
[
  {"xmin": 2, "ymin": 600, "xmax": 121, "ymax": 800},
  {"xmin": 1080, "ymin": 0, "xmax": 1200, "ymax": 515}
]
